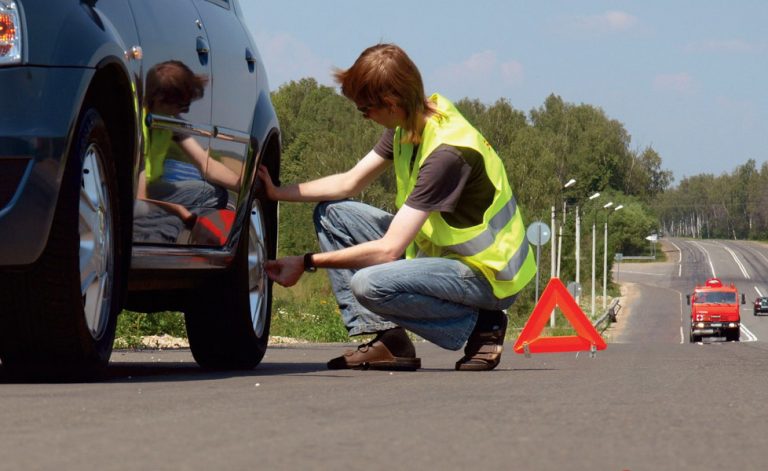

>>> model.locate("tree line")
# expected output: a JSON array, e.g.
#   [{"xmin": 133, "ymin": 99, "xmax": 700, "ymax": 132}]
[
  {"xmin": 654, "ymin": 159, "xmax": 768, "ymax": 240},
  {"xmin": 269, "ymin": 78, "xmax": 670, "ymax": 313}
]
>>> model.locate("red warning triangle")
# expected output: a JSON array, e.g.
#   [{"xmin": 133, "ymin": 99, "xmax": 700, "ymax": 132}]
[{"xmin": 513, "ymin": 277, "xmax": 607, "ymax": 354}]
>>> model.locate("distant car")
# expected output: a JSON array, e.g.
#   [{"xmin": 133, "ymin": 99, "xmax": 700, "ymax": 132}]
[
  {"xmin": 0, "ymin": 0, "xmax": 280, "ymax": 378},
  {"xmin": 754, "ymin": 297, "xmax": 768, "ymax": 316}
]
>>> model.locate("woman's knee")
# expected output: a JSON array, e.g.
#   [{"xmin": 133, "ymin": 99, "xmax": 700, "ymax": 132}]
[
  {"xmin": 349, "ymin": 268, "xmax": 384, "ymax": 310},
  {"xmin": 313, "ymin": 199, "xmax": 357, "ymax": 230},
  {"xmin": 350, "ymin": 269, "xmax": 371, "ymax": 301}
]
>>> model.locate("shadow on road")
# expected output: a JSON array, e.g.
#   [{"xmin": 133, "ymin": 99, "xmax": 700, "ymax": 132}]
[
  {"xmin": 0, "ymin": 343, "xmax": 565, "ymax": 384},
  {"xmin": 0, "ymin": 358, "xmax": 328, "ymax": 384}
]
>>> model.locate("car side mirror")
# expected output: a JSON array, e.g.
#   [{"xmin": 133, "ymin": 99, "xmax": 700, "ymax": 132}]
[{"xmin": 686, "ymin": 294, "xmax": 691, "ymax": 306}]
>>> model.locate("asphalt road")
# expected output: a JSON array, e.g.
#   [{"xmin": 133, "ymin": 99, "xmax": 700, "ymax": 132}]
[{"xmin": 2, "ymin": 238, "xmax": 768, "ymax": 471}]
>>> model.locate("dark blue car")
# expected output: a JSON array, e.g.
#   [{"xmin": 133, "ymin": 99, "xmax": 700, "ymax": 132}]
[{"xmin": 0, "ymin": 0, "xmax": 281, "ymax": 378}]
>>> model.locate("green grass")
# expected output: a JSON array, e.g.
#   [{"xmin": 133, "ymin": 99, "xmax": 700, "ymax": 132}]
[
  {"xmin": 114, "ymin": 310, "xmax": 187, "ymax": 349},
  {"xmin": 269, "ymin": 275, "xmax": 350, "ymax": 342}
]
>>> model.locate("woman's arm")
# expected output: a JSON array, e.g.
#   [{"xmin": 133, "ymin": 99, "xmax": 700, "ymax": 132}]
[
  {"xmin": 177, "ymin": 136, "xmax": 241, "ymax": 191},
  {"xmin": 264, "ymin": 204, "xmax": 428, "ymax": 287},
  {"xmin": 258, "ymin": 149, "xmax": 391, "ymax": 202}
]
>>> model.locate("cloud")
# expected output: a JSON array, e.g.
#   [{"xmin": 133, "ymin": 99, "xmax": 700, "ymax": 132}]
[
  {"xmin": 253, "ymin": 31, "xmax": 334, "ymax": 89},
  {"xmin": 684, "ymin": 39, "xmax": 765, "ymax": 54},
  {"xmin": 431, "ymin": 51, "xmax": 524, "ymax": 99},
  {"xmin": 653, "ymin": 73, "xmax": 695, "ymax": 94},
  {"xmin": 571, "ymin": 10, "xmax": 639, "ymax": 33}
]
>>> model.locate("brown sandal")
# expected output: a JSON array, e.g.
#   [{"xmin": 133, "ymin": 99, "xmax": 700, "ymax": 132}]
[
  {"xmin": 327, "ymin": 340, "xmax": 421, "ymax": 371},
  {"xmin": 455, "ymin": 313, "xmax": 508, "ymax": 371}
]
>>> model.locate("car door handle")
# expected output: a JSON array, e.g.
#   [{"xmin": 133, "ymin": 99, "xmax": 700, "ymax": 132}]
[
  {"xmin": 197, "ymin": 37, "xmax": 210, "ymax": 55},
  {"xmin": 245, "ymin": 47, "xmax": 256, "ymax": 73},
  {"xmin": 245, "ymin": 48, "xmax": 256, "ymax": 64}
]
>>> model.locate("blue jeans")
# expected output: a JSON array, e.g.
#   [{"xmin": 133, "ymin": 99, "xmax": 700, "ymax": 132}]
[{"xmin": 314, "ymin": 200, "xmax": 517, "ymax": 351}]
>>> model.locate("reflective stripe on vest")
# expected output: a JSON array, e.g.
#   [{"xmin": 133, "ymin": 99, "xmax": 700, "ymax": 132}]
[
  {"xmin": 440, "ymin": 196, "xmax": 530, "ymax": 281},
  {"xmin": 443, "ymin": 196, "xmax": 516, "ymax": 256}
]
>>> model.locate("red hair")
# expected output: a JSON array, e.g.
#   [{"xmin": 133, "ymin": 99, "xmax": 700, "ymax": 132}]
[
  {"xmin": 334, "ymin": 44, "xmax": 436, "ymax": 143},
  {"xmin": 145, "ymin": 60, "xmax": 208, "ymax": 111}
]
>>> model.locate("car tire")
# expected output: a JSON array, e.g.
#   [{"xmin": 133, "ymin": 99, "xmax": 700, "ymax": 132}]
[
  {"xmin": 0, "ymin": 107, "xmax": 123, "ymax": 379},
  {"xmin": 184, "ymin": 198, "xmax": 275, "ymax": 369}
]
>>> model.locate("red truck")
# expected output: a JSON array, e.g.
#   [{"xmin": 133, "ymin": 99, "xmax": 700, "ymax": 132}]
[{"xmin": 687, "ymin": 278, "xmax": 745, "ymax": 343}]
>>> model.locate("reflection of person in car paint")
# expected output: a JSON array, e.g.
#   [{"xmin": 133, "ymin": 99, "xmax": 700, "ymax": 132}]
[{"xmin": 137, "ymin": 60, "xmax": 241, "ymax": 228}]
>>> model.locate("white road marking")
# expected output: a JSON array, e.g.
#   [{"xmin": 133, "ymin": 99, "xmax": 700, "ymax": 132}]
[
  {"xmin": 668, "ymin": 241, "xmax": 682, "ymax": 277},
  {"xmin": 721, "ymin": 244, "xmax": 750, "ymax": 279},
  {"xmin": 679, "ymin": 291, "xmax": 685, "ymax": 344},
  {"xmin": 690, "ymin": 241, "xmax": 716, "ymax": 278},
  {"xmin": 741, "ymin": 323, "xmax": 758, "ymax": 342}
]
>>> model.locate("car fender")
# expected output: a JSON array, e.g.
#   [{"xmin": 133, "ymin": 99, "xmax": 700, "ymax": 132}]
[
  {"xmin": 0, "ymin": 1, "xmax": 141, "ymax": 265},
  {"xmin": 20, "ymin": 1, "xmax": 138, "ymax": 69}
]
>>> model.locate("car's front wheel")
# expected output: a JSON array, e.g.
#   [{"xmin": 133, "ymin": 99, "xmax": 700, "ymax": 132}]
[
  {"xmin": 0, "ymin": 107, "xmax": 123, "ymax": 379},
  {"xmin": 184, "ymin": 199, "xmax": 275, "ymax": 369}
]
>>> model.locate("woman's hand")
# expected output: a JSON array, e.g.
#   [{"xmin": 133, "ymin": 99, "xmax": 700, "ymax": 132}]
[
  {"xmin": 264, "ymin": 256, "xmax": 305, "ymax": 287},
  {"xmin": 257, "ymin": 165, "xmax": 280, "ymax": 201}
]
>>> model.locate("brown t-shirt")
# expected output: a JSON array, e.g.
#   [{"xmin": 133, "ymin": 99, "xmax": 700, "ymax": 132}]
[{"xmin": 374, "ymin": 128, "xmax": 495, "ymax": 228}]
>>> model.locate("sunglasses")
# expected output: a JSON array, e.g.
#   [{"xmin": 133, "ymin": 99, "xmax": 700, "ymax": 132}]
[{"xmin": 356, "ymin": 102, "xmax": 385, "ymax": 116}]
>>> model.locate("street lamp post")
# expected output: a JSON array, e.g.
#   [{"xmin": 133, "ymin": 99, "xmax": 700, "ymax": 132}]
[
  {"xmin": 556, "ymin": 178, "xmax": 576, "ymax": 279},
  {"xmin": 550, "ymin": 205, "xmax": 556, "ymax": 281},
  {"xmin": 602, "ymin": 203, "xmax": 623, "ymax": 310},
  {"xmin": 575, "ymin": 204, "xmax": 580, "ymax": 302},
  {"xmin": 602, "ymin": 202, "xmax": 613, "ymax": 311},
  {"xmin": 584, "ymin": 192, "xmax": 599, "ymax": 316},
  {"xmin": 592, "ymin": 213, "xmax": 597, "ymax": 317},
  {"xmin": 575, "ymin": 191, "xmax": 600, "ymax": 306},
  {"xmin": 552, "ymin": 178, "xmax": 576, "ymax": 327}
]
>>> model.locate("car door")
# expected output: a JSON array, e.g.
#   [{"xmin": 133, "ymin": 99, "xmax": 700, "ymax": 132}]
[
  {"xmin": 128, "ymin": 0, "xmax": 217, "ymax": 245},
  {"xmin": 192, "ymin": 0, "xmax": 259, "ymax": 244}
]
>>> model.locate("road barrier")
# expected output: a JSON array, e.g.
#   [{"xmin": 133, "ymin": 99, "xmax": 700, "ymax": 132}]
[{"xmin": 594, "ymin": 298, "xmax": 621, "ymax": 332}]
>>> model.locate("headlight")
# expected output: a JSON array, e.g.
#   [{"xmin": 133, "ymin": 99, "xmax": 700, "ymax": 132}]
[
  {"xmin": 696, "ymin": 322, "xmax": 705, "ymax": 328},
  {"xmin": 0, "ymin": 0, "xmax": 22, "ymax": 65}
]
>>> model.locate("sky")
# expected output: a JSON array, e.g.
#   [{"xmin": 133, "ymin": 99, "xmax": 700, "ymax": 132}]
[{"xmin": 239, "ymin": 1, "xmax": 768, "ymax": 185}]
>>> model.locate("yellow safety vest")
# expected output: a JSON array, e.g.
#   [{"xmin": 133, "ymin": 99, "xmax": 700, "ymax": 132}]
[
  {"xmin": 141, "ymin": 110, "xmax": 173, "ymax": 183},
  {"xmin": 394, "ymin": 93, "xmax": 536, "ymax": 298}
]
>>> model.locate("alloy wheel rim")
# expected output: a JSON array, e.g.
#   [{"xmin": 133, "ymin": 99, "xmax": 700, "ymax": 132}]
[
  {"xmin": 248, "ymin": 201, "xmax": 269, "ymax": 337},
  {"xmin": 78, "ymin": 143, "xmax": 113, "ymax": 340}
]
